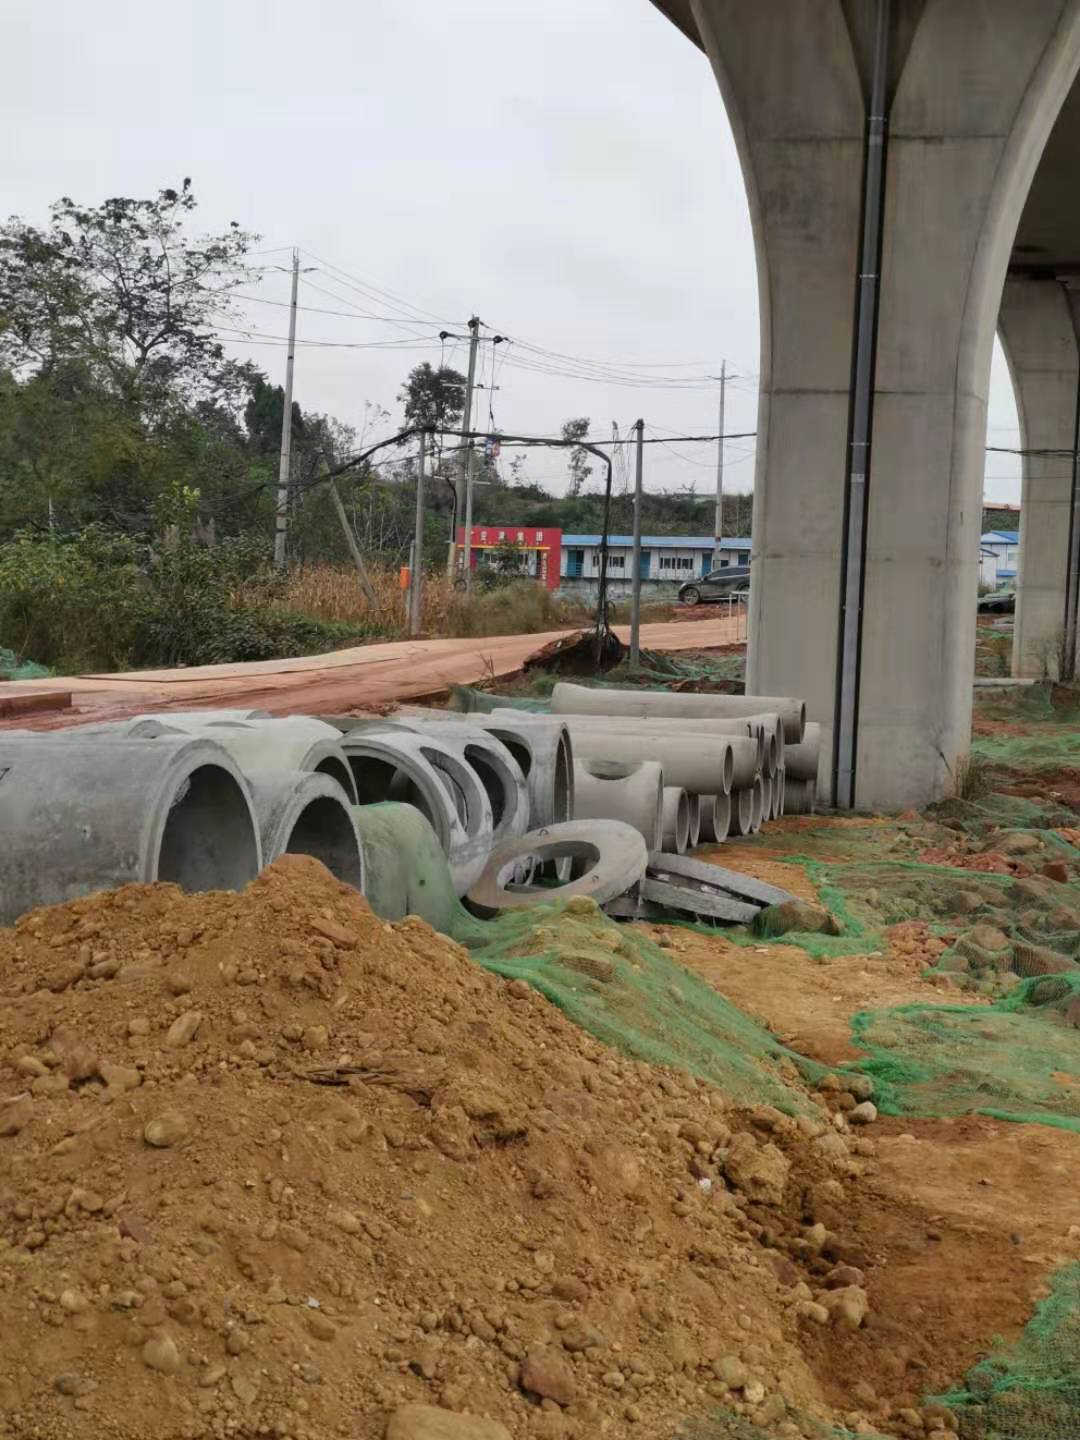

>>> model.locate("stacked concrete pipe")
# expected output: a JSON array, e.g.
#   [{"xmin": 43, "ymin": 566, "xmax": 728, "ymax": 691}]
[
  {"xmin": 572, "ymin": 759, "xmax": 663, "ymax": 851},
  {"xmin": 550, "ymin": 682, "xmax": 806, "ymax": 744},
  {"xmin": 687, "ymin": 794, "xmax": 703, "ymax": 850},
  {"xmin": 337, "ymin": 728, "xmax": 493, "ymax": 895},
  {"xmin": 697, "ymin": 792, "xmax": 732, "ymax": 844},
  {"xmin": 389, "ymin": 718, "xmax": 529, "ymax": 848},
  {"xmin": 140, "ymin": 715, "xmax": 358, "ymax": 804},
  {"xmin": 661, "ymin": 787, "xmax": 691, "ymax": 854},
  {"xmin": 0, "ymin": 735, "xmax": 262, "ymax": 923}
]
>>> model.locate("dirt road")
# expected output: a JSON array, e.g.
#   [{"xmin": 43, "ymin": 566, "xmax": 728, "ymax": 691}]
[{"xmin": 0, "ymin": 615, "xmax": 742, "ymax": 729}]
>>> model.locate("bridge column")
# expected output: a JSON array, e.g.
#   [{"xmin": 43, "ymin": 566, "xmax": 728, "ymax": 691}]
[
  {"xmin": 686, "ymin": 0, "xmax": 1080, "ymax": 808},
  {"xmin": 999, "ymin": 276, "xmax": 1079, "ymax": 678}
]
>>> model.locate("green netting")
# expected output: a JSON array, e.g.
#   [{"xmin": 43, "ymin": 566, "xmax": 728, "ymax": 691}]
[
  {"xmin": 851, "ymin": 974, "xmax": 1080, "ymax": 1132},
  {"xmin": 0, "ymin": 646, "xmax": 52, "ymax": 680},
  {"xmin": 930, "ymin": 1264, "xmax": 1080, "ymax": 1439},
  {"xmin": 470, "ymin": 894, "xmax": 825, "ymax": 1115}
]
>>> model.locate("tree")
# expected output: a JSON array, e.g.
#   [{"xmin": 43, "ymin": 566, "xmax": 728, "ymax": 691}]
[
  {"xmin": 0, "ymin": 180, "xmax": 258, "ymax": 408},
  {"xmin": 397, "ymin": 362, "xmax": 467, "ymax": 433},
  {"xmin": 244, "ymin": 376, "xmax": 304, "ymax": 456},
  {"xmin": 561, "ymin": 417, "xmax": 592, "ymax": 498}
]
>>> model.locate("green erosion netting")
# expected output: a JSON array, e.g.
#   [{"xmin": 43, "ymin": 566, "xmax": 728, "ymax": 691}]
[
  {"xmin": 930, "ymin": 1263, "xmax": 1080, "ymax": 1439},
  {"xmin": 469, "ymin": 895, "xmax": 824, "ymax": 1115},
  {"xmin": 851, "ymin": 974, "xmax": 1080, "ymax": 1132},
  {"xmin": 0, "ymin": 646, "xmax": 52, "ymax": 681}
]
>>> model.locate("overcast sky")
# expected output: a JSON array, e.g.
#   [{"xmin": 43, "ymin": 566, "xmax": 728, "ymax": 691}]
[{"xmin": 4, "ymin": 0, "xmax": 1020, "ymax": 504}]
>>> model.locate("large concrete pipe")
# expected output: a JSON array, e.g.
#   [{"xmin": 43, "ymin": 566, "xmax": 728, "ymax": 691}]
[
  {"xmin": 697, "ymin": 792, "xmax": 732, "ymax": 844},
  {"xmin": 572, "ymin": 759, "xmax": 663, "ymax": 851},
  {"xmin": 550, "ymin": 682, "xmax": 806, "ymax": 744},
  {"xmin": 245, "ymin": 770, "xmax": 363, "ymax": 890},
  {"xmin": 784, "ymin": 722, "xmax": 822, "ymax": 784},
  {"xmin": 501, "ymin": 712, "xmax": 758, "ymax": 790},
  {"xmin": 729, "ymin": 787, "xmax": 755, "ymax": 838},
  {"xmin": 407, "ymin": 712, "xmax": 574, "ymax": 831},
  {"xmin": 338, "ymin": 729, "xmax": 492, "ymax": 896},
  {"xmin": 0, "ymin": 736, "xmax": 262, "ymax": 923},
  {"xmin": 143, "ymin": 715, "xmax": 358, "ymax": 804},
  {"xmin": 661, "ymin": 787, "xmax": 690, "ymax": 854},
  {"xmin": 350, "ymin": 803, "xmax": 487, "ymax": 944},
  {"xmin": 397, "ymin": 719, "xmax": 529, "ymax": 847},
  {"xmin": 751, "ymin": 778, "xmax": 767, "ymax": 834}
]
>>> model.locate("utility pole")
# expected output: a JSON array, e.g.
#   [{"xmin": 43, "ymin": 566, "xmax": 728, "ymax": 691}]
[
  {"xmin": 460, "ymin": 316, "xmax": 481, "ymax": 590},
  {"xmin": 629, "ymin": 419, "xmax": 645, "ymax": 667},
  {"xmin": 714, "ymin": 360, "xmax": 726, "ymax": 569},
  {"xmin": 409, "ymin": 428, "xmax": 427, "ymax": 636},
  {"xmin": 273, "ymin": 248, "xmax": 301, "ymax": 570}
]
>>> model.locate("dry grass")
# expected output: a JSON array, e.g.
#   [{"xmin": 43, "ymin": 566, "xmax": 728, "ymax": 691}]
[{"xmin": 275, "ymin": 564, "xmax": 593, "ymax": 640}]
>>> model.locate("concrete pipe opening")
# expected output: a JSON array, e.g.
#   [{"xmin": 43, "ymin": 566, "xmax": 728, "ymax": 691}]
[
  {"xmin": 314, "ymin": 754, "xmax": 358, "ymax": 804},
  {"xmin": 284, "ymin": 795, "xmax": 364, "ymax": 889},
  {"xmin": 729, "ymin": 788, "xmax": 755, "ymax": 838},
  {"xmin": 712, "ymin": 790, "xmax": 732, "ymax": 842},
  {"xmin": 157, "ymin": 764, "xmax": 261, "ymax": 892}
]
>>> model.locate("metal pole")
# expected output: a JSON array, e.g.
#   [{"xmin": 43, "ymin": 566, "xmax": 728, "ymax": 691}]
[
  {"xmin": 714, "ymin": 360, "xmax": 726, "ymax": 568},
  {"xmin": 833, "ymin": 0, "xmax": 890, "ymax": 808},
  {"xmin": 273, "ymin": 248, "xmax": 300, "ymax": 569},
  {"xmin": 460, "ymin": 317, "xmax": 480, "ymax": 590},
  {"xmin": 629, "ymin": 419, "xmax": 645, "ymax": 667},
  {"xmin": 1062, "ymin": 284, "xmax": 1080, "ymax": 681},
  {"xmin": 409, "ymin": 429, "xmax": 427, "ymax": 636}
]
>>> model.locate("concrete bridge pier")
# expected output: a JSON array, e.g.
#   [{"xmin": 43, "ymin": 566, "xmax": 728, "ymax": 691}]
[
  {"xmin": 667, "ymin": 0, "xmax": 1080, "ymax": 809},
  {"xmin": 999, "ymin": 276, "xmax": 1080, "ymax": 678}
]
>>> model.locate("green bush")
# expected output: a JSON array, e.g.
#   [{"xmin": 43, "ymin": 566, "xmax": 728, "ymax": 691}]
[{"xmin": 0, "ymin": 526, "xmax": 364, "ymax": 673}]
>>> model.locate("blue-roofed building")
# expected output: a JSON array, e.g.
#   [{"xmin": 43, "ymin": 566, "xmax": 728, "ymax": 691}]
[
  {"xmin": 559, "ymin": 533, "xmax": 750, "ymax": 596},
  {"xmin": 979, "ymin": 530, "xmax": 1019, "ymax": 589}
]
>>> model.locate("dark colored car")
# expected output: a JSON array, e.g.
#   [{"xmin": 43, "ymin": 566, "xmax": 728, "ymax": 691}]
[
  {"xmin": 977, "ymin": 589, "xmax": 1016, "ymax": 614},
  {"xmin": 678, "ymin": 565, "xmax": 751, "ymax": 606}
]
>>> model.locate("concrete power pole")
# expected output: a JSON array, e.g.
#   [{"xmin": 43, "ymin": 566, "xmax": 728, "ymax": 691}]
[
  {"xmin": 713, "ymin": 360, "xmax": 726, "ymax": 569},
  {"xmin": 460, "ymin": 316, "xmax": 481, "ymax": 590},
  {"xmin": 629, "ymin": 419, "xmax": 645, "ymax": 667},
  {"xmin": 273, "ymin": 249, "xmax": 301, "ymax": 570}
]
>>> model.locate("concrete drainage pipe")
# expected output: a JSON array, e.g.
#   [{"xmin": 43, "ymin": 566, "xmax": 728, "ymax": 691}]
[
  {"xmin": 432, "ymin": 713, "xmax": 574, "ymax": 830},
  {"xmin": 244, "ymin": 770, "xmax": 363, "ymax": 890},
  {"xmin": 751, "ymin": 778, "xmax": 767, "ymax": 834},
  {"xmin": 508, "ymin": 712, "xmax": 756, "ymax": 792},
  {"xmin": 466, "ymin": 819, "xmax": 648, "ymax": 914},
  {"xmin": 661, "ymin": 787, "xmax": 691, "ymax": 855},
  {"xmin": 771, "ymin": 770, "xmax": 786, "ymax": 820},
  {"xmin": 0, "ymin": 735, "xmax": 262, "ymax": 923},
  {"xmin": 550, "ymin": 682, "xmax": 806, "ymax": 744},
  {"xmin": 398, "ymin": 720, "xmax": 530, "ymax": 847},
  {"xmin": 784, "ymin": 722, "xmax": 822, "ymax": 784},
  {"xmin": 140, "ymin": 715, "xmax": 359, "ymax": 805},
  {"xmin": 728, "ymin": 787, "xmax": 755, "ymax": 838},
  {"xmin": 572, "ymin": 759, "xmax": 663, "ymax": 851},
  {"xmin": 687, "ymin": 794, "xmax": 702, "ymax": 850},
  {"xmin": 339, "ymin": 730, "xmax": 492, "ymax": 896},
  {"xmin": 784, "ymin": 778, "xmax": 816, "ymax": 815},
  {"xmin": 698, "ymin": 792, "xmax": 732, "ymax": 844}
]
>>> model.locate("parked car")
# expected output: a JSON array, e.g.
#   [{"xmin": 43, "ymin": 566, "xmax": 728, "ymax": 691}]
[
  {"xmin": 977, "ymin": 589, "xmax": 1015, "ymax": 615},
  {"xmin": 678, "ymin": 565, "xmax": 751, "ymax": 606}
]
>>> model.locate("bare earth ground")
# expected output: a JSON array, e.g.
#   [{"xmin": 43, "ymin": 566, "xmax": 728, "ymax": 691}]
[{"xmin": 650, "ymin": 821, "xmax": 1080, "ymax": 1414}]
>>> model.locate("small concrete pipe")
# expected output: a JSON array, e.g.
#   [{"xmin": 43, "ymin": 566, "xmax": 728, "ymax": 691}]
[
  {"xmin": 550, "ymin": 682, "xmax": 806, "ymax": 744},
  {"xmin": 751, "ymin": 777, "xmax": 767, "ymax": 834},
  {"xmin": 783, "ymin": 722, "xmax": 822, "ymax": 783},
  {"xmin": 572, "ymin": 758, "xmax": 663, "ymax": 851},
  {"xmin": 501, "ymin": 712, "xmax": 759, "ymax": 789},
  {"xmin": 728, "ymin": 787, "xmax": 755, "ymax": 838},
  {"xmin": 0, "ymin": 735, "xmax": 262, "ymax": 923},
  {"xmin": 687, "ymin": 794, "xmax": 702, "ymax": 850},
  {"xmin": 661, "ymin": 787, "xmax": 691, "ymax": 855},
  {"xmin": 697, "ymin": 792, "xmax": 733, "ymax": 845},
  {"xmin": 244, "ymin": 769, "xmax": 364, "ymax": 890},
  {"xmin": 784, "ymin": 778, "xmax": 816, "ymax": 816},
  {"xmin": 144, "ymin": 715, "xmax": 358, "ymax": 805},
  {"xmin": 771, "ymin": 769, "xmax": 786, "ymax": 820},
  {"xmin": 338, "ymin": 729, "xmax": 493, "ymax": 896}
]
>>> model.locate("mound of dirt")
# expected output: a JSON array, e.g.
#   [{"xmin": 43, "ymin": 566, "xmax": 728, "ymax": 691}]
[{"xmin": 0, "ymin": 857, "xmax": 934, "ymax": 1440}]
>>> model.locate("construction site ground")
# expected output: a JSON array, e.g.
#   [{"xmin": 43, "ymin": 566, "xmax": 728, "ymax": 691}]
[{"xmin": 1, "ymin": 643, "xmax": 1079, "ymax": 1439}]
